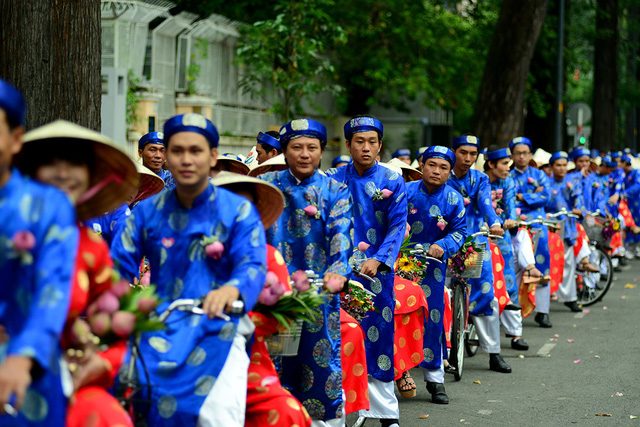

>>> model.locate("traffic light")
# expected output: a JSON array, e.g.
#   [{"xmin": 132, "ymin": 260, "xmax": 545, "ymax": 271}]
[{"xmin": 579, "ymin": 135, "xmax": 586, "ymax": 145}]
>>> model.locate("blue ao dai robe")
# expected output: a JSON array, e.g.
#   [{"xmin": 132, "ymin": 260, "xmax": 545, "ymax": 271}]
[
  {"xmin": 405, "ymin": 181, "xmax": 466, "ymax": 371},
  {"xmin": 327, "ymin": 162, "xmax": 407, "ymax": 382},
  {"xmin": 509, "ymin": 167, "xmax": 551, "ymax": 278},
  {"xmin": 624, "ymin": 169, "xmax": 640, "ymax": 243},
  {"xmin": 547, "ymin": 175, "xmax": 583, "ymax": 246},
  {"xmin": 260, "ymin": 169, "xmax": 353, "ymax": 421},
  {"xmin": 447, "ymin": 169, "xmax": 501, "ymax": 316},
  {"xmin": 111, "ymin": 183, "xmax": 266, "ymax": 425},
  {"xmin": 0, "ymin": 170, "xmax": 79, "ymax": 426}
]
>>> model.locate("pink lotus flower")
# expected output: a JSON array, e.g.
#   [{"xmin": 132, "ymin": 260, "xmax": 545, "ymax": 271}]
[
  {"xmin": 205, "ymin": 241, "xmax": 224, "ymax": 260},
  {"xmin": 69, "ymin": 318, "xmax": 91, "ymax": 345},
  {"xmin": 492, "ymin": 202, "xmax": 498, "ymax": 209},
  {"xmin": 464, "ymin": 198, "xmax": 470, "ymax": 206},
  {"xmin": 271, "ymin": 280, "xmax": 287, "ymax": 297},
  {"xmin": 12, "ymin": 230, "xmax": 35, "ymax": 252},
  {"xmin": 527, "ymin": 177, "xmax": 535, "ymax": 184},
  {"xmin": 86, "ymin": 302, "xmax": 98, "ymax": 318},
  {"xmin": 137, "ymin": 296, "xmax": 158, "ymax": 315},
  {"xmin": 381, "ymin": 189, "xmax": 393, "ymax": 199},
  {"xmin": 496, "ymin": 208, "xmax": 504, "ymax": 215},
  {"xmin": 258, "ymin": 287, "xmax": 279, "ymax": 305},
  {"xmin": 437, "ymin": 221, "xmax": 446, "ymax": 231},
  {"xmin": 303, "ymin": 205, "xmax": 318, "ymax": 217},
  {"xmin": 89, "ymin": 312, "xmax": 111, "ymax": 336},
  {"xmin": 357, "ymin": 241, "xmax": 370, "ymax": 252},
  {"xmin": 496, "ymin": 189, "xmax": 503, "ymax": 196},
  {"xmin": 264, "ymin": 271, "xmax": 279, "ymax": 287},
  {"xmin": 516, "ymin": 208, "xmax": 522, "ymax": 216},
  {"xmin": 140, "ymin": 271, "xmax": 151, "ymax": 287},
  {"xmin": 96, "ymin": 291, "xmax": 120, "ymax": 314},
  {"xmin": 552, "ymin": 190, "xmax": 558, "ymax": 195},
  {"xmin": 325, "ymin": 279, "xmax": 343, "ymax": 293},
  {"xmin": 112, "ymin": 311, "xmax": 136, "ymax": 337},
  {"xmin": 291, "ymin": 270, "xmax": 310, "ymax": 292},
  {"xmin": 111, "ymin": 280, "xmax": 131, "ymax": 297},
  {"xmin": 491, "ymin": 190, "xmax": 496, "ymax": 198}
]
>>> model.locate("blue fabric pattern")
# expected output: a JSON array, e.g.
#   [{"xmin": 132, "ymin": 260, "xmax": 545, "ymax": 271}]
[
  {"xmin": 490, "ymin": 177, "xmax": 518, "ymax": 299},
  {"xmin": 84, "ymin": 203, "xmax": 131, "ymax": 246}
]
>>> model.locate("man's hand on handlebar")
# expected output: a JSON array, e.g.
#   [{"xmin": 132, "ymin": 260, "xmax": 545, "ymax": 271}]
[
  {"xmin": 359, "ymin": 259, "xmax": 381, "ymax": 278},
  {"xmin": 203, "ymin": 286, "xmax": 240, "ymax": 319},
  {"xmin": 489, "ymin": 224, "xmax": 504, "ymax": 237},
  {"xmin": 503, "ymin": 219, "xmax": 517, "ymax": 230},
  {"xmin": 572, "ymin": 208, "xmax": 583, "ymax": 218},
  {"xmin": 427, "ymin": 243, "xmax": 444, "ymax": 259}
]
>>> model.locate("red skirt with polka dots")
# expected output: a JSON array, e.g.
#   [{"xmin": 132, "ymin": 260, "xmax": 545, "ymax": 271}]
[
  {"xmin": 489, "ymin": 242, "xmax": 510, "ymax": 315},
  {"xmin": 392, "ymin": 277, "xmax": 428, "ymax": 380},
  {"xmin": 341, "ymin": 309, "xmax": 370, "ymax": 414},
  {"xmin": 548, "ymin": 231, "xmax": 565, "ymax": 294}
]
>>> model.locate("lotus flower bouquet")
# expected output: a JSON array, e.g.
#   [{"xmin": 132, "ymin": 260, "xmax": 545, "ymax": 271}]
[
  {"xmin": 602, "ymin": 217, "xmax": 620, "ymax": 241},
  {"xmin": 341, "ymin": 281, "xmax": 376, "ymax": 322},
  {"xmin": 252, "ymin": 270, "xmax": 329, "ymax": 332},
  {"xmin": 73, "ymin": 274, "xmax": 165, "ymax": 348}
]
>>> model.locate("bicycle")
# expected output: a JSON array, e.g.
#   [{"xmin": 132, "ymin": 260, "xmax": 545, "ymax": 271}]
[
  {"xmin": 576, "ymin": 210, "xmax": 614, "ymax": 305},
  {"xmin": 117, "ymin": 297, "xmax": 244, "ymax": 425}
]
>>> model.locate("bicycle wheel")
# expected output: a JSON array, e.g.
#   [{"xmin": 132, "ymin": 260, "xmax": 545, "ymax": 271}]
[
  {"xmin": 577, "ymin": 247, "xmax": 613, "ymax": 306},
  {"xmin": 464, "ymin": 319, "xmax": 479, "ymax": 357},
  {"xmin": 448, "ymin": 281, "xmax": 466, "ymax": 381}
]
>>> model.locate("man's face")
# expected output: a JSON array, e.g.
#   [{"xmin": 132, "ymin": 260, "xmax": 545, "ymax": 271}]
[
  {"xmin": 283, "ymin": 136, "xmax": 323, "ymax": 179},
  {"xmin": 623, "ymin": 162, "xmax": 633, "ymax": 173},
  {"xmin": 35, "ymin": 159, "xmax": 90, "ymax": 203},
  {"xmin": 551, "ymin": 159, "xmax": 568, "ymax": 180},
  {"xmin": 422, "ymin": 157, "xmax": 451, "ymax": 188},
  {"xmin": 256, "ymin": 144, "xmax": 277, "ymax": 164},
  {"xmin": 0, "ymin": 110, "xmax": 23, "ymax": 184},
  {"xmin": 138, "ymin": 143, "xmax": 166, "ymax": 174},
  {"xmin": 575, "ymin": 156, "xmax": 590, "ymax": 171},
  {"xmin": 166, "ymin": 133, "xmax": 216, "ymax": 188},
  {"xmin": 454, "ymin": 146, "xmax": 478, "ymax": 172},
  {"xmin": 511, "ymin": 145, "xmax": 532, "ymax": 169},
  {"xmin": 599, "ymin": 164, "xmax": 613, "ymax": 175},
  {"xmin": 347, "ymin": 130, "xmax": 380, "ymax": 169},
  {"xmin": 492, "ymin": 158, "xmax": 511, "ymax": 180}
]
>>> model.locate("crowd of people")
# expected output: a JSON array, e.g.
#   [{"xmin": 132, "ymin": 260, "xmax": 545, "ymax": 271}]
[{"xmin": 1, "ymin": 76, "xmax": 638, "ymax": 427}]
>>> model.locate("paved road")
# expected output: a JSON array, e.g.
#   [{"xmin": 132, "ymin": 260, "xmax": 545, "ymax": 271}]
[{"xmin": 391, "ymin": 260, "xmax": 640, "ymax": 426}]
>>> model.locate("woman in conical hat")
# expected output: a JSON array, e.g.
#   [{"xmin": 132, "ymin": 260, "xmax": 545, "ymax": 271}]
[
  {"xmin": 15, "ymin": 120, "xmax": 138, "ymax": 427},
  {"xmin": 212, "ymin": 172, "xmax": 311, "ymax": 426}
]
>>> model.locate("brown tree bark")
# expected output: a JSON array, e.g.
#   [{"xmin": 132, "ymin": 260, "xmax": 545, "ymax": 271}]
[
  {"xmin": 592, "ymin": 0, "xmax": 618, "ymax": 152},
  {"xmin": 473, "ymin": 0, "xmax": 549, "ymax": 147},
  {"xmin": 0, "ymin": 0, "xmax": 101, "ymax": 130}
]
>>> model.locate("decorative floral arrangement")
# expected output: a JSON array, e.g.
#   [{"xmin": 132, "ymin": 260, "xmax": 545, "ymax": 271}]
[
  {"xmin": 394, "ymin": 233, "xmax": 428, "ymax": 282},
  {"xmin": 372, "ymin": 188, "xmax": 393, "ymax": 201},
  {"xmin": 11, "ymin": 230, "xmax": 35, "ymax": 265},
  {"xmin": 341, "ymin": 281, "xmax": 376, "ymax": 322},
  {"xmin": 491, "ymin": 188, "xmax": 505, "ymax": 215},
  {"xmin": 527, "ymin": 177, "xmax": 536, "ymax": 185},
  {"xmin": 447, "ymin": 236, "xmax": 484, "ymax": 282},
  {"xmin": 69, "ymin": 274, "xmax": 165, "ymax": 348},
  {"xmin": 303, "ymin": 204, "xmax": 321, "ymax": 219},
  {"xmin": 252, "ymin": 270, "xmax": 329, "ymax": 331},
  {"xmin": 201, "ymin": 236, "xmax": 224, "ymax": 260},
  {"xmin": 592, "ymin": 181, "xmax": 601, "ymax": 189},
  {"xmin": 602, "ymin": 217, "xmax": 621, "ymax": 241}
]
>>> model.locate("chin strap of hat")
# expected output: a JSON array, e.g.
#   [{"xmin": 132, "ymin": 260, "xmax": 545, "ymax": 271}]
[{"xmin": 76, "ymin": 174, "xmax": 124, "ymax": 206}]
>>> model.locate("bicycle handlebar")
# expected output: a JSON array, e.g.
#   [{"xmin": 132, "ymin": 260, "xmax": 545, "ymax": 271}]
[
  {"xmin": 408, "ymin": 244, "xmax": 443, "ymax": 264},
  {"xmin": 547, "ymin": 208, "xmax": 580, "ymax": 219},
  {"xmin": 470, "ymin": 226, "xmax": 503, "ymax": 240},
  {"xmin": 157, "ymin": 298, "xmax": 244, "ymax": 323}
]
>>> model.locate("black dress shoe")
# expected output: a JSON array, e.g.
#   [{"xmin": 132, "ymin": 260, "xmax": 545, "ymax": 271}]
[
  {"xmin": 504, "ymin": 302, "xmax": 522, "ymax": 311},
  {"xmin": 511, "ymin": 338, "xmax": 529, "ymax": 351},
  {"xmin": 534, "ymin": 312, "xmax": 552, "ymax": 328},
  {"xmin": 564, "ymin": 301, "xmax": 583, "ymax": 312},
  {"xmin": 489, "ymin": 353, "xmax": 512, "ymax": 373},
  {"xmin": 426, "ymin": 381, "xmax": 449, "ymax": 404}
]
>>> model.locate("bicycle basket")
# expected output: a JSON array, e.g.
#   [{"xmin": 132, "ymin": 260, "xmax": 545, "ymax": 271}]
[
  {"xmin": 265, "ymin": 320, "xmax": 303, "ymax": 357},
  {"xmin": 583, "ymin": 215, "xmax": 605, "ymax": 243},
  {"xmin": 446, "ymin": 242, "xmax": 487, "ymax": 279}
]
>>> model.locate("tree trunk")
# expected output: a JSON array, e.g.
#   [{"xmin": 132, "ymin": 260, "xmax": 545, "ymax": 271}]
[
  {"xmin": 623, "ymin": 6, "xmax": 637, "ymax": 152},
  {"xmin": 0, "ymin": 0, "xmax": 101, "ymax": 130},
  {"xmin": 473, "ymin": 0, "xmax": 548, "ymax": 147},
  {"xmin": 592, "ymin": 0, "xmax": 618, "ymax": 152}
]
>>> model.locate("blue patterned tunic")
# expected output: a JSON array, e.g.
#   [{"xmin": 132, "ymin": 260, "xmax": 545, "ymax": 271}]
[
  {"xmin": 447, "ymin": 169, "xmax": 501, "ymax": 316},
  {"xmin": 509, "ymin": 167, "xmax": 551, "ymax": 278},
  {"xmin": 547, "ymin": 175, "xmax": 583, "ymax": 246},
  {"xmin": 406, "ymin": 181, "xmax": 466, "ymax": 371},
  {"xmin": 111, "ymin": 183, "xmax": 266, "ymax": 425},
  {"xmin": 260, "ymin": 169, "xmax": 352, "ymax": 421},
  {"xmin": 490, "ymin": 177, "xmax": 518, "ymax": 300},
  {"xmin": 85, "ymin": 203, "xmax": 131, "ymax": 246},
  {"xmin": 326, "ymin": 162, "xmax": 407, "ymax": 382},
  {"xmin": 0, "ymin": 170, "xmax": 78, "ymax": 426},
  {"xmin": 158, "ymin": 168, "xmax": 175, "ymax": 189},
  {"xmin": 584, "ymin": 172, "xmax": 620, "ymax": 216},
  {"xmin": 625, "ymin": 169, "xmax": 640, "ymax": 243}
]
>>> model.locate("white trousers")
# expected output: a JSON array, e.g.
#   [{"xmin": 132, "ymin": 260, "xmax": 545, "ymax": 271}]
[
  {"xmin": 500, "ymin": 309, "xmax": 523, "ymax": 337},
  {"xmin": 422, "ymin": 347, "xmax": 445, "ymax": 383},
  {"xmin": 576, "ymin": 237, "xmax": 591, "ymax": 262},
  {"xmin": 512, "ymin": 228, "xmax": 537, "ymax": 286},
  {"xmin": 311, "ymin": 417, "xmax": 346, "ymax": 427},
  {"xmin": 358, "ymin": 377, "xmax": 399, "ymax": 419},
  {"xmin": 470, "ymin": 298, "xmax": 501, "ymax": 354},
  {"xmin": 557, "ymin": 244, "xmax": 577, "ymax": 303},
  {"xmin": 198, "ymin": 316, "xmax": 253, "ymax": 427},
  {"xmin": 535, "ymin": 285, "xmax": 550, "ymax": 314}
]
